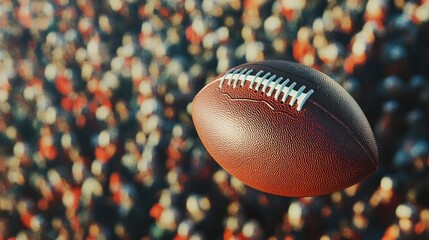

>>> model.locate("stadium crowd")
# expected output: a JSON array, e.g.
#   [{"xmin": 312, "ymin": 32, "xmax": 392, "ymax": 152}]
[{"xmin": 0, "ymin": 0, "xmax": 429, "ymax": 239}]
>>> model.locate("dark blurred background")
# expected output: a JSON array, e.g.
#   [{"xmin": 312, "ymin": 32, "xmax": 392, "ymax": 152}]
[{"xmin": 0, "ymin": 0, "xmax": 429, "ymax": 239}]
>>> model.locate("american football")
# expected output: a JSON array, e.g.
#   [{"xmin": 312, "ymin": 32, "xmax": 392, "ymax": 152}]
[{"xmin": 192, "ymin": 60, "xmax": 378, "ymax": 197}]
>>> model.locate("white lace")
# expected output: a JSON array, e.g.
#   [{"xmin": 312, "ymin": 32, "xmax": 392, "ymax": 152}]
[{"xmin": 219, "ymin": 68, "xmax": 314, "ymax": 111}]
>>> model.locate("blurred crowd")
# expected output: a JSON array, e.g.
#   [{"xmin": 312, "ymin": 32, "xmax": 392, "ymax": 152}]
[{"xmin": 1, "ymin": 0, "xmax": 429, "ymax": 239}]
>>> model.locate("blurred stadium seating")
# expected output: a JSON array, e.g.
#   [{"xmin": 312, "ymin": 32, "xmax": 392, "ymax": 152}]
[{"xmin": 0, "ymin": 0, "xmax": 429, "ymax": 239}]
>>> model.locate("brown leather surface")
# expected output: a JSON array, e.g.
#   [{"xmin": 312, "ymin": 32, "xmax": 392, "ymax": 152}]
[{"xmin": 192, "ymin": 60, "xmax": 378, "ymax": 197}]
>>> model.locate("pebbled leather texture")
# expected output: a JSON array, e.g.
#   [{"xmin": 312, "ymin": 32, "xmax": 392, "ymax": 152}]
[{"xmin": 192, "ymin": 60, "xmax": 378, "ymax": 197}]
